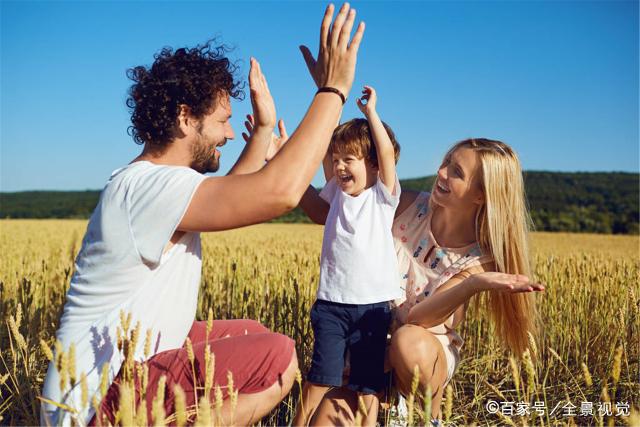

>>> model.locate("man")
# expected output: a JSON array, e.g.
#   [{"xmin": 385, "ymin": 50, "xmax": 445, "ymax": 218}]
[{"xmin": 41, "ymin": 3, "xmax": 365, "ymax": 425}]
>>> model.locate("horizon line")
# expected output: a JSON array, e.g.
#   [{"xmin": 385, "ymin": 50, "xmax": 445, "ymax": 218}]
[{"xmin": 1, "ymin": 169, "xmax": 638, "ymax": 194}]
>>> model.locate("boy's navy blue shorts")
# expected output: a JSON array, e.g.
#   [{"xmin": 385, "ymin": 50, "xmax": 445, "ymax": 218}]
[{"xmin": 307, "ymin": 299, "xmax": 392, "ymax": 394}]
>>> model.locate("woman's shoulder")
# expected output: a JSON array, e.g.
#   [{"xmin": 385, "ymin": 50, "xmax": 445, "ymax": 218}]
[{"xmin": 395, "ymin": 190, "xmax": 430, "ymax": 220}]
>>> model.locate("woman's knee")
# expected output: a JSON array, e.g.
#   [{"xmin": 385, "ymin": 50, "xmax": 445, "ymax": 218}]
[
  {"xmin": 389, "ymin": 325, "xmax": 432, "ymax": 369},
  {"xmin": 389, "ymin": 325, "xmax": 447, "ymax": 394}
]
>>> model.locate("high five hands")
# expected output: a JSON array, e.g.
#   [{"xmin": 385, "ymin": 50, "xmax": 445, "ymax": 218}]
[
  {"xmin": 242, "ymin": 114, "xmax": 289, "ymax": 162},
  {"xmin": 247, "ymin": 57, "xmax": 277, "ymax": 132},
  {"xmin": 243, "ymin": 3, "xmax": 365, "ymax": 161},
  {"xmin": 243, "ymin": 57, "xmax": 288, "ymax": 162},
  {"xmin": 299, "ymin": 3, "xmax": 365, "ymax": 97}
]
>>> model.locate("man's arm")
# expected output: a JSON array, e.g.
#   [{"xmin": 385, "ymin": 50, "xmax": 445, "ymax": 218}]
[
  {"xmin": 179, "ymin": 94, "xmax": 344, "ymax": 232},
  {"xmin": 301, "ymin": 33, "xmax": 346, "ymax": 185},
  {"xmin": 178, "ymin": 3, "xmax": 365, "ymax": 232},
  {"xmin": 357, "ymin": 86, "xmax": 396, "ymax": 193},
  {"xmin": 227, "ymin": 58, "xmax": 278, "ymax": 175}
]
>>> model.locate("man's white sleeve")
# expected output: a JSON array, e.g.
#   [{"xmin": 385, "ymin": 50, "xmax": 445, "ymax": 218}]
[{"xmin": 127, "ymin": 166, "xmax": 206, "ymax": 267}]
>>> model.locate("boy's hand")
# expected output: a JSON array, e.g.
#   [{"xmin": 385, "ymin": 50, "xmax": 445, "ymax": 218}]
[
  {"xmin": 356, "ymin": 85, "xmax": 377, "ymax": 116},
  {"xmin": 357, "ymin": 84, "xmax": 395, "ymax": 193},
  {"xmin": 242, "ymin": 114, "xmax": 289, "ymax": 162}
]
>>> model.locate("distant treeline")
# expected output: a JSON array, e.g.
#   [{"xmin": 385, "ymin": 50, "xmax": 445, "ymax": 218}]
[{"xmin": 1, "ymin": 172, "xmax": 638, "ymax": 234}]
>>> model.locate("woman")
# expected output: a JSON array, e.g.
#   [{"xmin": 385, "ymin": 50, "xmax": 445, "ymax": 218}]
[{"xmin": 306, "ymin": 138, "xmax": 545, "ymax": 425}]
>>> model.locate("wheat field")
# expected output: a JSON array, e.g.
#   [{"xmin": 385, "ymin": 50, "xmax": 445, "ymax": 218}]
[{"xmin": 1, "ymin": 220, "xmax": 638, "ymax": 426}]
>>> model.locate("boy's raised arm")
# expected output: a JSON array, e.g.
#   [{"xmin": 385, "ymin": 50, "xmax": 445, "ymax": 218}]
[{"xmin": 357, "ymin": 86, "xmax": 396, "ymax": 194}]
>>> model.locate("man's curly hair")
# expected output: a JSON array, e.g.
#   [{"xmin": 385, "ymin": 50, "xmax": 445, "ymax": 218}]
[{"xmin": 126, "ymin": 40, "xmax": 244, "ymax": 147}]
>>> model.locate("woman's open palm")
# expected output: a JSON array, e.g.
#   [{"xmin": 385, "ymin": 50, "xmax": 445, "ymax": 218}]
[{"xmin": 472, "ymin": 272, "xmax": 545, "ymax": 293}]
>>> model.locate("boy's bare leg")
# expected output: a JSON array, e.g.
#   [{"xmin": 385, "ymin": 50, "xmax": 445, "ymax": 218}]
[
  {"xmin": 358, "ymin": 393, "xmax": 379, "ymax": 427},
  {"xmin": 309, "ymin": 388, "xmax": 381, "ymax": 426},
  {"xmin": 292, "ymin": 382, "xmax": 332, "ymax": 426}
]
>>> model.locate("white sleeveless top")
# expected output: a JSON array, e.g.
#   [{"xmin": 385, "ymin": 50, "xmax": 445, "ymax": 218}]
[{"xmin": 41, "ymin": 161, "xmax": 206, "ymax": 426}]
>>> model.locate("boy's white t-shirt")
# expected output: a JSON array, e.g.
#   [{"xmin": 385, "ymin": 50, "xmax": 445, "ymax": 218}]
[
  {"xmin": 317, "ymin": 174, "xmax": 403, "ymax": 304},
  {"xmin": 41, "ymin": 161, "xmax": 207, "ymax": 426}
]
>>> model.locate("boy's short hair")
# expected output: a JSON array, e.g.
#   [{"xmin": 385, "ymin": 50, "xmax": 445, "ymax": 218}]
[{"xmin": 329, "ymin": 118, "xmax": 401, "ymax": 166}]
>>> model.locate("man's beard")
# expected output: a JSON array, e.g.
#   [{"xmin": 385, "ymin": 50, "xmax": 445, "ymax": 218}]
[{"xmin": 191, "ymin": 131, "xmax": 221, "ymax": 174}]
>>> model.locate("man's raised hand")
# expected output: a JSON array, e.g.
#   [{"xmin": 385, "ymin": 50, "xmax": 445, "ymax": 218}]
[
  {"xmin": 299, "ymin": 3, "xmax": 365, "ymax": 99},
  {"xmin": 249, "ymin": 57, "xmax": 276, "ymax": 130}
]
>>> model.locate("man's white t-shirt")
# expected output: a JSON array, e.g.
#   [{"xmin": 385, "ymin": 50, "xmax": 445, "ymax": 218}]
[
  {"xmin": 317, "ymin": 175, "xmax": 403, "ymax": 304},
  {"xmin": 41, "ymin": 161, "xmax": 206, "ymax": 426}
]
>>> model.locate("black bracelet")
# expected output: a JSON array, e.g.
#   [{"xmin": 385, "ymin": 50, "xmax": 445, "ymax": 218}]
[{"xmin": 317, "ymin": 87, "xmax": 346, "ymax": 105}]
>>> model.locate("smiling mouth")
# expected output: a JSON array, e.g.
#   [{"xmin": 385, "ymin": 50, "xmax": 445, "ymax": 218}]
[
  {"xmin": 436, "ymin": 180, "xmax": 450, "ymax": 193},
  {"xmin": 338, "ymin": 174, "xmax": 353, "ymax": 184},
  {"xmin": 213, "ymin": 140, "xmax": 227, "ymax": 155}
]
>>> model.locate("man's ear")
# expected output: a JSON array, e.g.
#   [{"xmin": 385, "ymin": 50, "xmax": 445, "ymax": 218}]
[{"xmin": 177, "ymin": 104, "xmax": 192, "ymax": 133}]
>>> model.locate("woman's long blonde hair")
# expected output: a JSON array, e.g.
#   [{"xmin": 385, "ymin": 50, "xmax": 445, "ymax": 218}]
[{"xmin": 436, "ymin": 138, "xmax": 539, "ymax": 355}]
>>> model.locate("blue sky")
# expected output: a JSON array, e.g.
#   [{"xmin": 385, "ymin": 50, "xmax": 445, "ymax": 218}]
[{"xmin": 1, "ymin": 0, "xmax": 638, "ymax": 192}]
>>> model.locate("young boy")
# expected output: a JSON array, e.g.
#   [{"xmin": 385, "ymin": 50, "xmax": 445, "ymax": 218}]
[{"xmin": 294, "ymin": 86, "xmax": 402, "ymax": 426}]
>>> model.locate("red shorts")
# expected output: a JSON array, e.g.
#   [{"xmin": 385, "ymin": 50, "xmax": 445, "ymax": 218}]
[{"xmin": 90, "ymin": 319, "xmax": 295, "ymax": 425}]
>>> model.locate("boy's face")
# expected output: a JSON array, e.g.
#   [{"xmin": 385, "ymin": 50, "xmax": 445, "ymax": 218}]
[{"xmin": 332, "ymin": 151, "xmax": 378, "ymax": 196}]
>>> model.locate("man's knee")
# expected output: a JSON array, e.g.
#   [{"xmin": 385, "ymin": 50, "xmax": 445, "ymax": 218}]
[
  {"xmin": 254, "ymin": 336, "xmax": 297, "ymax": 404},
  {"xmin": 241, "ymin": 318, "xmax": 271, "ymax": 334},
  {"xmin": 282, "ymin": 347, "xmax": 298, "ymax": 390},
  {"xmin": 252, "ymin": 333, "xmax": 297, "ymax": 390}
]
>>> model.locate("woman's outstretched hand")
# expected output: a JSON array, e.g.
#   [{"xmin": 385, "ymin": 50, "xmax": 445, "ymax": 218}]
[
  {"xmin": 470, "ymin": 272, "xmax": 546, "ymax": 293},
  {"xmin": 299, "ymin": 3, "xmax": 365, "ymax": 98}
]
